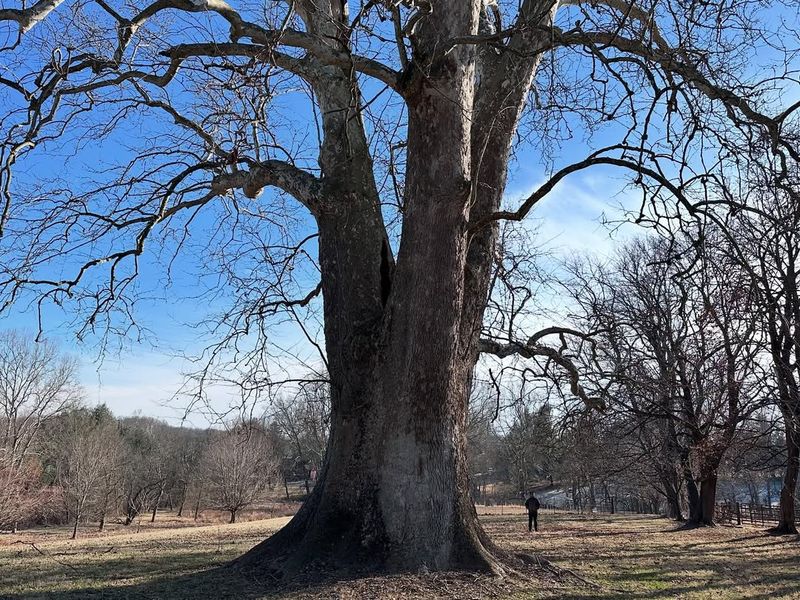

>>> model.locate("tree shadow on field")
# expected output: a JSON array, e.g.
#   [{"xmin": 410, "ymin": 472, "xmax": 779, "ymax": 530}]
[
  {"xmin": 6, "ymin": 564, "xmax": 541, "ymax": 600},
  {"xmin": 6, "ymin": 567, "xmax": 257, "ymax": 600},
  {"xmin": 6, "ymin": 566, "xmax": 301, "ymax": 600}
]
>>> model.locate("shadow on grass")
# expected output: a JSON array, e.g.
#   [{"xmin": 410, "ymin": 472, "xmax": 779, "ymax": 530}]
[
  {"xmin": 5, "ymin": 564, "xmax": 548, "ymax": 600},
  {"xmin": 0, "ymin": 566, "xmax": 356, "ymax": 600},
  {"xmin": 6, "ymin": 565, "xmax": 295, "ymax": 600}
]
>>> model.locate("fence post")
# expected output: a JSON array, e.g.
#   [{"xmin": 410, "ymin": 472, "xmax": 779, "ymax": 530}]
[{"xmin": 736, "ymin": 502, "xmax": 741, "ymax": 525}]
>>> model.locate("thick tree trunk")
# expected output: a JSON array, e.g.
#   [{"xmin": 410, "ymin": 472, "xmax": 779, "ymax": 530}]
[
  {"xmin": 150, "ymin": 484, "xmax": 163, "ymax": 523},
  {"xmin": 775, "ymin": 418, "xmax": 799, "ymax": 534},
  {"xmin": 72, "ymin": 512, "xmax": 79, "ymax": 540},
  {"xmin": 234, "ymin": 2, "xmax": 502, "ymax": 578},
  {"xmin": 684, "ymin": 469, "xmax": 702, "ymax": 524},
  {"xmin": 233, "ymin": 0, "xmax": 560, "ymax": 580},
  {"xmin": 177, "ymin": 483, "xmax": 187, "ymax": 517},
  {"xmin": 697, "ymin": 474, "xmax": 718, "ymax": 526},
  {"xmin": 666, "ymin": 495, "xmax": 683, "ymax": 521},
  {"xmin": 687, "ymin": 450, "xmax": 723, "ymax": 527},
  {"xmin": 230, "ymin": 510, "xmax": 237, "ymax": 524},
  {"xmin": 768, "ymin": 294, "xmax": 800, "ymax": 534},
  {"xmin": 659, "ymin": 473, "xmax": 684, "ymax": 521}
]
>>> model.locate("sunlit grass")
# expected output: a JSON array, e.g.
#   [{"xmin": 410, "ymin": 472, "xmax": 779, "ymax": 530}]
[{"xmin": 1, "ymin": 510, "xmax": 798, "ymax": 599}]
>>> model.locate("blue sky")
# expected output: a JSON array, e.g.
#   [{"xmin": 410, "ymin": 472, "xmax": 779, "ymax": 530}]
[
  {"xmin": 2, "ymin": 166, "xmax": 639, "ymax": 424},
  {"xmin": 3, "ymin": 0, "xmax": 793, "ymax": 424}
]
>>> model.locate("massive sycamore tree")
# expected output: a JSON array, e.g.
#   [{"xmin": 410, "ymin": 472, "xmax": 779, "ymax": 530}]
[{"xmin": 0, "ymin": 0, "xmax": 798, "ymax": 577}]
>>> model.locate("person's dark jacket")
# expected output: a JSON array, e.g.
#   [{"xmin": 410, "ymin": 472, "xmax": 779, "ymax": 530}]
[{"xmin": 525, "ymin": 496, "xmax": 540, "ymax": 512}]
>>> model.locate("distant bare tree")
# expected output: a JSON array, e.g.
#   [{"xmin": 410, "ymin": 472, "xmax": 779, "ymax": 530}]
[
  {"xmin": 569, "ymin": 236, "xmax": 765, "ymax": 525},
  {"xmin": 499, "ymin": 397, "xmax": 557, "ymax": 494},
  {"xmin": 0, "ymin": 331, "xmax": 81, "ymax": 466},
  {"xmin": 272, "ymin": 382, "xmax": 330, "ymax": 493},
  {"xmin": 201, "ymin": 424, "xmax": 278, "ymax": 524},
  {"xmin": 713, "ymin": 157, "xmax": 800, "ymax": 533},
  {"xmin": 118, "ymin": 417, "xmax": 169, "ymax": 525},
  {"xmin": 58, "ymin": 410, "xmax": 123, "ymax": 538}
]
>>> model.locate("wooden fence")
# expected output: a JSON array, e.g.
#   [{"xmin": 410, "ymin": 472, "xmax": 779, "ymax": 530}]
[
  {"xmin": 715, "ymin": 501, "xmax": 800, "ymax": 527},
  {"xmin": 486, "ymin": 496, "xmax": 799, "ymax": 528},
  {"xmin": 491, "ymin": 496, "xmax": 660, "ymax": 516}
]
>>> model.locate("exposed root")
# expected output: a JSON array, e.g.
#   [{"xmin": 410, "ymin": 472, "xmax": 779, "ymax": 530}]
[
  {"xmin": 676, "ymin": 520, "xmax": 715, "ymax": 531},
  {"xmin": 767, "ymin": 524, "xmax": 799, "ymax": 536},
  {"xmin": 513, "ymin": 551, "xmax": 627, "ymax": 594}
]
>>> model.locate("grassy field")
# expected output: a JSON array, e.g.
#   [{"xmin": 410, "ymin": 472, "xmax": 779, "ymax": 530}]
[{"xmin": 1, "ymin": 508, "xmax": 799, "ymax": 599}]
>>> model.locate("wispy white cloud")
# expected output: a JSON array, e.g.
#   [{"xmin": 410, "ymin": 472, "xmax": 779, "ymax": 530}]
[{"xmin": 507, "ymin": 169, "xmax": 644, "ymax": 261}]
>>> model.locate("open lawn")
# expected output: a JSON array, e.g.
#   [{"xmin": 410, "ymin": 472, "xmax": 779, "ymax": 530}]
[{"xmin": 1, "ymin": 510, "xmax": 798, "ymax": 599}]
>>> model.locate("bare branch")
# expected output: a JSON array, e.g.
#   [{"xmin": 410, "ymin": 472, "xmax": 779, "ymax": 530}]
[
  {"xmin": 0, "ymin": 0, "xmax": 65, "ymax": 33},
  {"xmin": 211, "ymin": 160, "xmax": 322, "ymax": 211},
  {"xmin": 479, "ymin": 337, "xmax": 606, "ymax": 411}
]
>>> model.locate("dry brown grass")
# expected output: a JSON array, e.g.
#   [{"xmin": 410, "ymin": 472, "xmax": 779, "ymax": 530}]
[
  {"xmin": 1, "ymin": 510, "xmax": 798, "ymax": 599},
  {"xmin": 506, "ymin": 510, "xmax": 800, "ymax": 599}
]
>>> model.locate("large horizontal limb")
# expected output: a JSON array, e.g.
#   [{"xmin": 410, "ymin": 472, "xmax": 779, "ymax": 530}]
[
  {"xmin": 479, "ymin": 335, "xmax": 606, "ymax": 411},
  {"xmin": 2, "ymin": 0, "xmax": 402, "ymax": 91},
  {"xmin": 212, "ymin": 160, "xmax": 323, "ymax": 212}
]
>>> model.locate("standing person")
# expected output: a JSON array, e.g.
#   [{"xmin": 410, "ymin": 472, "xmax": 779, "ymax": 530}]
[{"xmin": 525, "ymin": 493, "xmax": 541, "ymax": 532}]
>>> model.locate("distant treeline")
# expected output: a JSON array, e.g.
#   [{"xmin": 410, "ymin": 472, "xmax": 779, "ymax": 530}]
[{"xmin": 0, "ymin": 331, "xmax": 330, "ymax": 536}]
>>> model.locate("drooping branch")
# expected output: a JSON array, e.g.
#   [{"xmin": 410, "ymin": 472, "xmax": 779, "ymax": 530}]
[
  {"xmin": 161, "ymin": 42, "xmax": 402, "ymax": 92},
  {"xmin": 479, "ymin": 336, "xmax": 606, "ymax": 411}
]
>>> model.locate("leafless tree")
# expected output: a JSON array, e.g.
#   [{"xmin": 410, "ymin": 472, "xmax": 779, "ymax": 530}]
[
  {"xmin": 0, "ymin": 331, "xmax": 81, "ymax": 466},
  {"xmin": 569, "ymin": 236, "xmax": 766, "ymax": 525},
  {"xmin": 58, "ymin": 413, "xmax": 122, "ymax": 539},
  {"xmin": 710, "ymin": 156, "xmax": 800, "ymax": 533},
  {"xmin": 271, "ymin": 381, "xmax": 330, "ymax": 494},
  {"xmin": 498, "ymin": 394, "xmax": 557, "ymax": 494},
  {"xmin": 201, "ymin": 423, "xmax": 279, "ymax": 523},
  {"xmin": 1, "ymin": 0, "xmax": 798, "ymax": 575},
  {"xmin": 118, "ymin": 417, "xmax": 170, "ymax": 525},
  {"xmin": 0, "ymin": 452, "xmax": 54, "ymax": 532}
]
